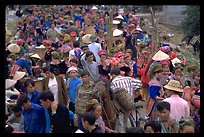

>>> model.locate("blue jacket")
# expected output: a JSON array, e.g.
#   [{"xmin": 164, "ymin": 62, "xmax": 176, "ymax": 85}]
[
  {"xmin": 22, "ymin": 103, "xmax": 46, "ymax": 133},
  {"xmin": 24, "ymin": 90, "xmax": 41, "ymax": 106},
  {"xmin": 16, "ymin": 58, "xmax": 32, "ymax": 76}
]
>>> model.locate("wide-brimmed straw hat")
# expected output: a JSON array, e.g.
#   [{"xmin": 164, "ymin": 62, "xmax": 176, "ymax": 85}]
[
  {"xmin": 7, "ymin": 44, "xmax": 20, "ymax": 53},
  {"xmin": 113, "ymin": 20, "xmax": 120, "ymax": 25},
  {"xmin": 82, "ymin": 34, "xmax": 91, "ymax": 44},
  {"xmin": 113, "ymin": 29, "xmax": 123, "ymax": 37},
  {"xmin": 164, "ymin": 80, "xmax": 183, "ymax": 92},
  {"xmin": 152, "ymin": 50, "xmax": 169, "ymax": 61},
  {"xmin": 13, "ymin": 71, "xmax": 26, "ymax": 81},
  {"xmin": 30, "ymin": 53, "xmax": 41, "ymax": 59},
  {"xmin": 5, "ymin": 79, "xmax": 17, "ymax": 89},
  {"xmin": 116, "ymin": 15, "xmax": 124, "ymax": 20}
]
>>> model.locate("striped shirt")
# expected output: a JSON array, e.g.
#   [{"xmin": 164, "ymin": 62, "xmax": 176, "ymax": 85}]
[{"xmin": 111, "ymin": 76, "xmax": 141, "ymax": 96}]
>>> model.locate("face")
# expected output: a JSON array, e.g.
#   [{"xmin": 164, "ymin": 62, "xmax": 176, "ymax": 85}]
[
  {"xmin": 181, "ymin": 125, "xmax": 195, "ymax": 133},
  {"xmin": 46, "ymin": 71, "xmax": 54, "ymax": 78},
  {"xmin": 87, "ymin": 55, "xmax": 94, "ymax": 62},
  {"xmin": 14, "ymin": 111, "xmax": 21, "ymax": 117},
  {"xmin": 163, "ymin": 65, "xmax": 169, "ymax": 72},
  {"xmin": 156, "ymin": 71, "xmax": 163, "ymax": 79},
  {"xmin": 119, "ymin": 56, "xmax": 124, "ymax": 63},
  {"xmin": 26, "ymin": 83, "xmax": 35, "ymax": 93},
  {"xmin": 145, "ymin": 126, "xmax": 154, "ymax": 133},
  {"xmin": 175, "ymin": 69, "xmax": 183, "ymax": 76},
  {"xmin": 100, "ymin": 54, "xmax": 106, "ymax": 61},
  {"xmin": 82, "ymin": 119, "xmax": 88, "ymax": 130},
  {"xmin": 40, "ymin": 99, "xmax": 51, "ymax": 108},
  {"xmin": 94, "ymin": 105, "xmax": 102, "ymax": 118},
  {"xmin": 69, "ymin": 70, "xmax": 77, "ymax": 78},
  {"xmin": 158, "ymin": 109, "xmax": 170, "ymax": 122},
  {"xmin": 21, "ymin": 102, "xmax": 31, "ymax": 110},
  {"xmin": 70, "ymin": 62, "xmax": 77, "ymax": 67},
  {"xmin": 125, "ymin": 56, "xmax": 131, "ymax": 64},
  {"xmin": 82, "ymin": 47, "xmax": 89, "ymax": 53},
  {"xmin": 81, "ymin": 75, "xmax": 90, "ymax": 84}
]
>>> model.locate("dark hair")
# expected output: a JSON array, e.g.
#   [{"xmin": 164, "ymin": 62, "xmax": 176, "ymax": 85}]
[
  {"xmin": 81, "ymin": 70, "xmax": 90, "ymax": 77},
  {"xmin": 126, "ymin": 127, "xmax": 146, "ymax": 133},
  {"xmin": 110, "ymin": 68, "xmax": 121, "ymax": 75},
  {"xmin": 82, "ymin": 112, "xmax": 96, "ymax": 125},
  {"xmin": 157, "ymin": 101, "xmax": 170, "ymax": 111},
  {"xmin": 24, "ymin": 79, "xmax": 35, "ymax": 88},
  {"xmin": 12, "ymin": 104, "xmax": 22, "ymax": 112},
  {"xmin": 73, "ymin": 41, "xmax": 80, "ymax": 48},
  {"xmin": 144, "ymin": 121, "xmax": 162, "ymax": 133},
  {"xmin": 17, "ymin": 94, "xmax": 30, "ymax": 106},
  {"xmin": 85, "ymin": 51, "xmax": 94, "ymax": 60},
  {"xmin": 69, "ymin": 58, "xmax": 78, "ymax": 64},
  {"xmin": 38, "ymin": 90, "xmax": 55, "ymax": 102}
]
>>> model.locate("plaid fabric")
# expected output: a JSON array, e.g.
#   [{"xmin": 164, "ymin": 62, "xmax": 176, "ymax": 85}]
[{"xmin": 9, "ymin": 64, "xmax": 21, "ymax": 77}]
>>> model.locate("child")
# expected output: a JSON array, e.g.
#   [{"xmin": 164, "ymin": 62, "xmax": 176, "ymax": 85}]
[
  {"xmin": 144, "ymin": 121, "xmax": 162, "ymax": 133},
  {"xmin": 179, "ymin": 118, "xmax": 195, "ymax": 133},
  {"xmin": 66, "ymin": 66, "xmax": 82, "ymax": 113},
  {"xmin": 157, "ymin": 101, "xmax": 178, "ymax": 133}
]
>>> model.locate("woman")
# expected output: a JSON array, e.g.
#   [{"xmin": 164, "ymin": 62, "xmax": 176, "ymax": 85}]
[
  {"xmin": 98, "ymin": 50, "xmax": 111, "ymax": 80},
  {"xmin": 42, "ymin": 67, "xmax": 68, "ymax": 106},
  {"xmin": 146, "ymin": 64, "xmax": 165, "ymax": 121},
  {"xmin": 85, "ymin": 99, "xmax": 116, "ymax": 133},
  {"xmin": 169, "ymin": 66, "xmax": 186, "ymax": 87},
  {"xmin": 81, "ymin": 51, "xmax": 100, "ymax": 83},
  {"xmin": 123, "ymin": 53, "xmax": 137, "ymax": 77}
]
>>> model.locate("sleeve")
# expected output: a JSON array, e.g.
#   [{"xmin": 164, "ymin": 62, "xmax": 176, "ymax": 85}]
[
  {"xmin": 61, "ymin": 77, "xmax": 68, "ymax": 102},
  {"xmin": 23, "ymin": 60, "xmax": 32, "ymax": 76},
  {"xmin": 38, "ymin": 107, "xmax": 46, "ymax": 133},
  {"xmin": 132, "ymin": 78, "xmax": 142, "ymax": 91},
  {"xmin": 148, "ymin": 85, "xmax": 161, "ymax": 100},
  {"xmin": 19, "ymin": 115, "xmax": 24, "ymax": 132},
  {"xmin": 7, "ymin": 114, "xmax": 16, "ymax": 122},
  {"xmin": 133, "ymin": 63, "xmax": 137, "ymax": 77}
]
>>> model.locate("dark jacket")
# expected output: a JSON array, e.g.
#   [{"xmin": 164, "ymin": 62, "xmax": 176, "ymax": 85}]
[
  {"xmin": 48, "ymin": 103, "xmax": 71, "ymax": 133},
  {"xmin": 85, "ymin": 125, "xmax": 103, "ymax": 133},
  {"xmin": 42, "ymin": 75, "xmax": 68, "ymax": 105}
]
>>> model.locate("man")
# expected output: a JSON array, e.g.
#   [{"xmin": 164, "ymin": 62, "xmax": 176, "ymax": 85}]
[
  {"xmin": 82, "ymin": 112, "xmax": 103, "ymax": 133},
  {"xmin": 88, "ymin": 35, "xmax": 102, "ymax": 63},
  {"xmin": 110, "ymin": 68, "xmax": 141, "ymax": 133},
  {"xmin": 38, "ymin": 90, "xmax": 71, "ymax": 133},
  {"xmin": 23, "ymin": 79, "xmax": 41, "ymax": 105},
  {"xmin": 17, "ymin": 94, "xmax": 46, "ymax": 133},
  {"xmin": 163, "ymin": 80, "xmax": 190, "ymax": 121},
  {"xmin": 46, "ymin": 22, "xmax": 58, "ymax": 45}
]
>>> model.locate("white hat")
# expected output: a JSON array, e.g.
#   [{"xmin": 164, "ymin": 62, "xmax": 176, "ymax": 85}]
[
  {"xmin": 113, "ymin": 20, "xmax": 120, "ymax": 25},
  {"xmin": 75, "ymin": 129, "xmax": 84, "ymax": 133},
  {"xmin": 164, "ymin": 80, "xmax": 183, "ymax": 92},
  {"xmin": 5, "ymin": 79, "xmax": 17, "ymax": 89},
  {"xmin": 113, "ymin": 29, "xmax": 123, "ymax": 37},
  {"xmin": 152, "ymin": 50, "xmax": 169, "ymax": 61},
  {"xmin": 171, "ymin": 57, "xmax": 181, "ymax": 67},
  {"xmin": 7, "ymin": 44, "xmax": 20, "ymax": 53},
  {"xmin": 136, "ymin": 27, "xmax": 143, "ymax": 32},
  {"xmin": 36, "ymin": 45, "xmax": 46, "ymax": 48},
  {"xmin": 118, "ymin": 8, "xmax": 124, "ymax": 14},
  {"xmin": 116, "ymin": 15, "xmax": 124, "ymax": 20},
  {"xmin": 82, "ymin": 34, "xmax": 91, "ymax": 44},
  {"xmin": 13, "ymin": 71, "xmax": 26, "ymax": 81},
  {"xmin": 30, "ymin": 53, "xmax": 41, "ymax": 59},
  {"xmin": 92, "ymin": 6, "xmax": 98, "ymax": 10},
  {"xmin": 68, "ymin": 66, "xmax": 78, "ymax": 73}
]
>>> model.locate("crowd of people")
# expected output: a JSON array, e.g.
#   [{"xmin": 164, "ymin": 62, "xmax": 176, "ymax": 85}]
[{"xmin": 5, "ymin": 5, "xmax": 200, "ymax": 133}]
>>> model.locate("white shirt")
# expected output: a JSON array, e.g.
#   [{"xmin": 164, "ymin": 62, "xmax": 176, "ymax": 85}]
[
  {"xmin": 48, "ymin": 77, "xmax": 59, "ymax": 102},
  {"xmin": 88, "ymin": 42, "xmax": 102, "ymax": 63}
]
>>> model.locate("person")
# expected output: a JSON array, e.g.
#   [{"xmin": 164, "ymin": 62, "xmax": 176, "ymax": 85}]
[
  {"xmin": 85, "ymin": 99, "xmax": 116, "ymax": 133},
  {"xmin": 82, "ymin": 112, "xmax": 103, "ymax": 133},
  {"xmin": 110, "ymin": 68, "xmax": 141, "ymax": 133},
  {"xmin": 46, "ymin": 22, "xmax": 58, "ymax": 46},
  {"xmin": 78, "ymin": 44, "xmax": 89, "ymax": 69},
  {"xmin": 190, "ymin": 95, "xmax": 200, "ymax": 133},
  {"xmin": 179, "ymin": 118, "xmax": 195, "ymax": 133},
  {"xmin": 163, "ymin": 80, "xmax": 190, "ymax": 121},
  {"xmin": 65, "ymin": 20, "xmax": 80, "ymax": 37},
  {"xmin": 88, "ymin": 35, "xmax": 102, "ymax": 63},
  {"xmin": 81, "ymin": 51, "xmax": 100, "ymax": 82},
  {"xmin": 66, "ymin": 66, "xmax": 82, "ymax": 113},
  {"xmin": 126, "ymin": 127, "xmax": 145, "ymax": 133},
  {"xmin": 39, "ymin": 90, "xmax": 71, "ymax": 133},
  {"xmin": 17, "ymin": 94, "xmax": 46, "ymax": 133},
  {"xmin": 65, "ymin": 58, "xmax": 83, "ymax": 80},
  {"xmin": 144, "ymin": 121, "xmax": 162, "ymax": 133},
  {"xmin": 98, "ymin": 50, "xmax": 111, "ymax": 79},
  {"xmin": 6, "ymin": 104, "xmax": 24, "ymax": 132},
  {"xmin": 169, "ymin": 66, "xmax": 186, "ymax": 87},
  {"xmin": 123, "ymin": 53, "xmax": 137, "ymax": 77},
  {"xmin": 42, "ymin": 67, "xmax": 68, "ymax": 106},
  {"xmin": 23, "ymin": 79, "xmax": 41, "ymax": 105},
  {"xmin": 146, "ymin": 65, "xmax": 165, "ymax": 121},
  {"xmin": 157, "ymin": 101, "xmax": 178, "ymax": 133},
  {"xmin": 5, "ymin": 124, "xmax": 25, "ymax": 133},
  {"xmin": 75, "ymin": 70, "xmax": 95, "ymax": 132}
]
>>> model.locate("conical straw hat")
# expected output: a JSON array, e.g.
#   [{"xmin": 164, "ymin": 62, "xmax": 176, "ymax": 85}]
[
  {"xmin": 171, "ymin": 57, "xmax": 181, "ymax": 67},
  {"xmin": 7, "ymin": 44, "xmax": 20, "ymax": 53},
  {"xmin": 13, "ymin": 71, "xmax": 26, "ymax": 81},
  {"xmin": 113, "ymin": 29, "xmax": 123, "ymax": 37},
  {"xmin": 116, "ymin": 15, "xmax": 124, "ymax": 20},
  {"xmin": 30, "ymin": 53, "xmax": 41, "ymax": 59},
  {"xmin": 82, "ymin": 34, "xmax": 92, "ymax": 44},
  {"xmin": 152, "ymin": 50, "xmax": 169, "ymax": 61},
  {"xmin": 5, "ymin": 79, "xmax": 17, "ymax": 89},
  {"xmin": 92, "ymin": 6, "xmax": 98, "ymax": 10},
  {"xmin": 113, "ymin": 20, "xmax": 120, "ymax": 25}
]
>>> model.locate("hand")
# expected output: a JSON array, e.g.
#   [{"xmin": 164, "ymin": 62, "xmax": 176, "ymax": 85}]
[
  {"xmin": 51, "ymin": 101, "xmax": 58, "ymax": 113},
  {"xmin": 109, "ymin": 129, "xmax": 116, "ymax": 133}
]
